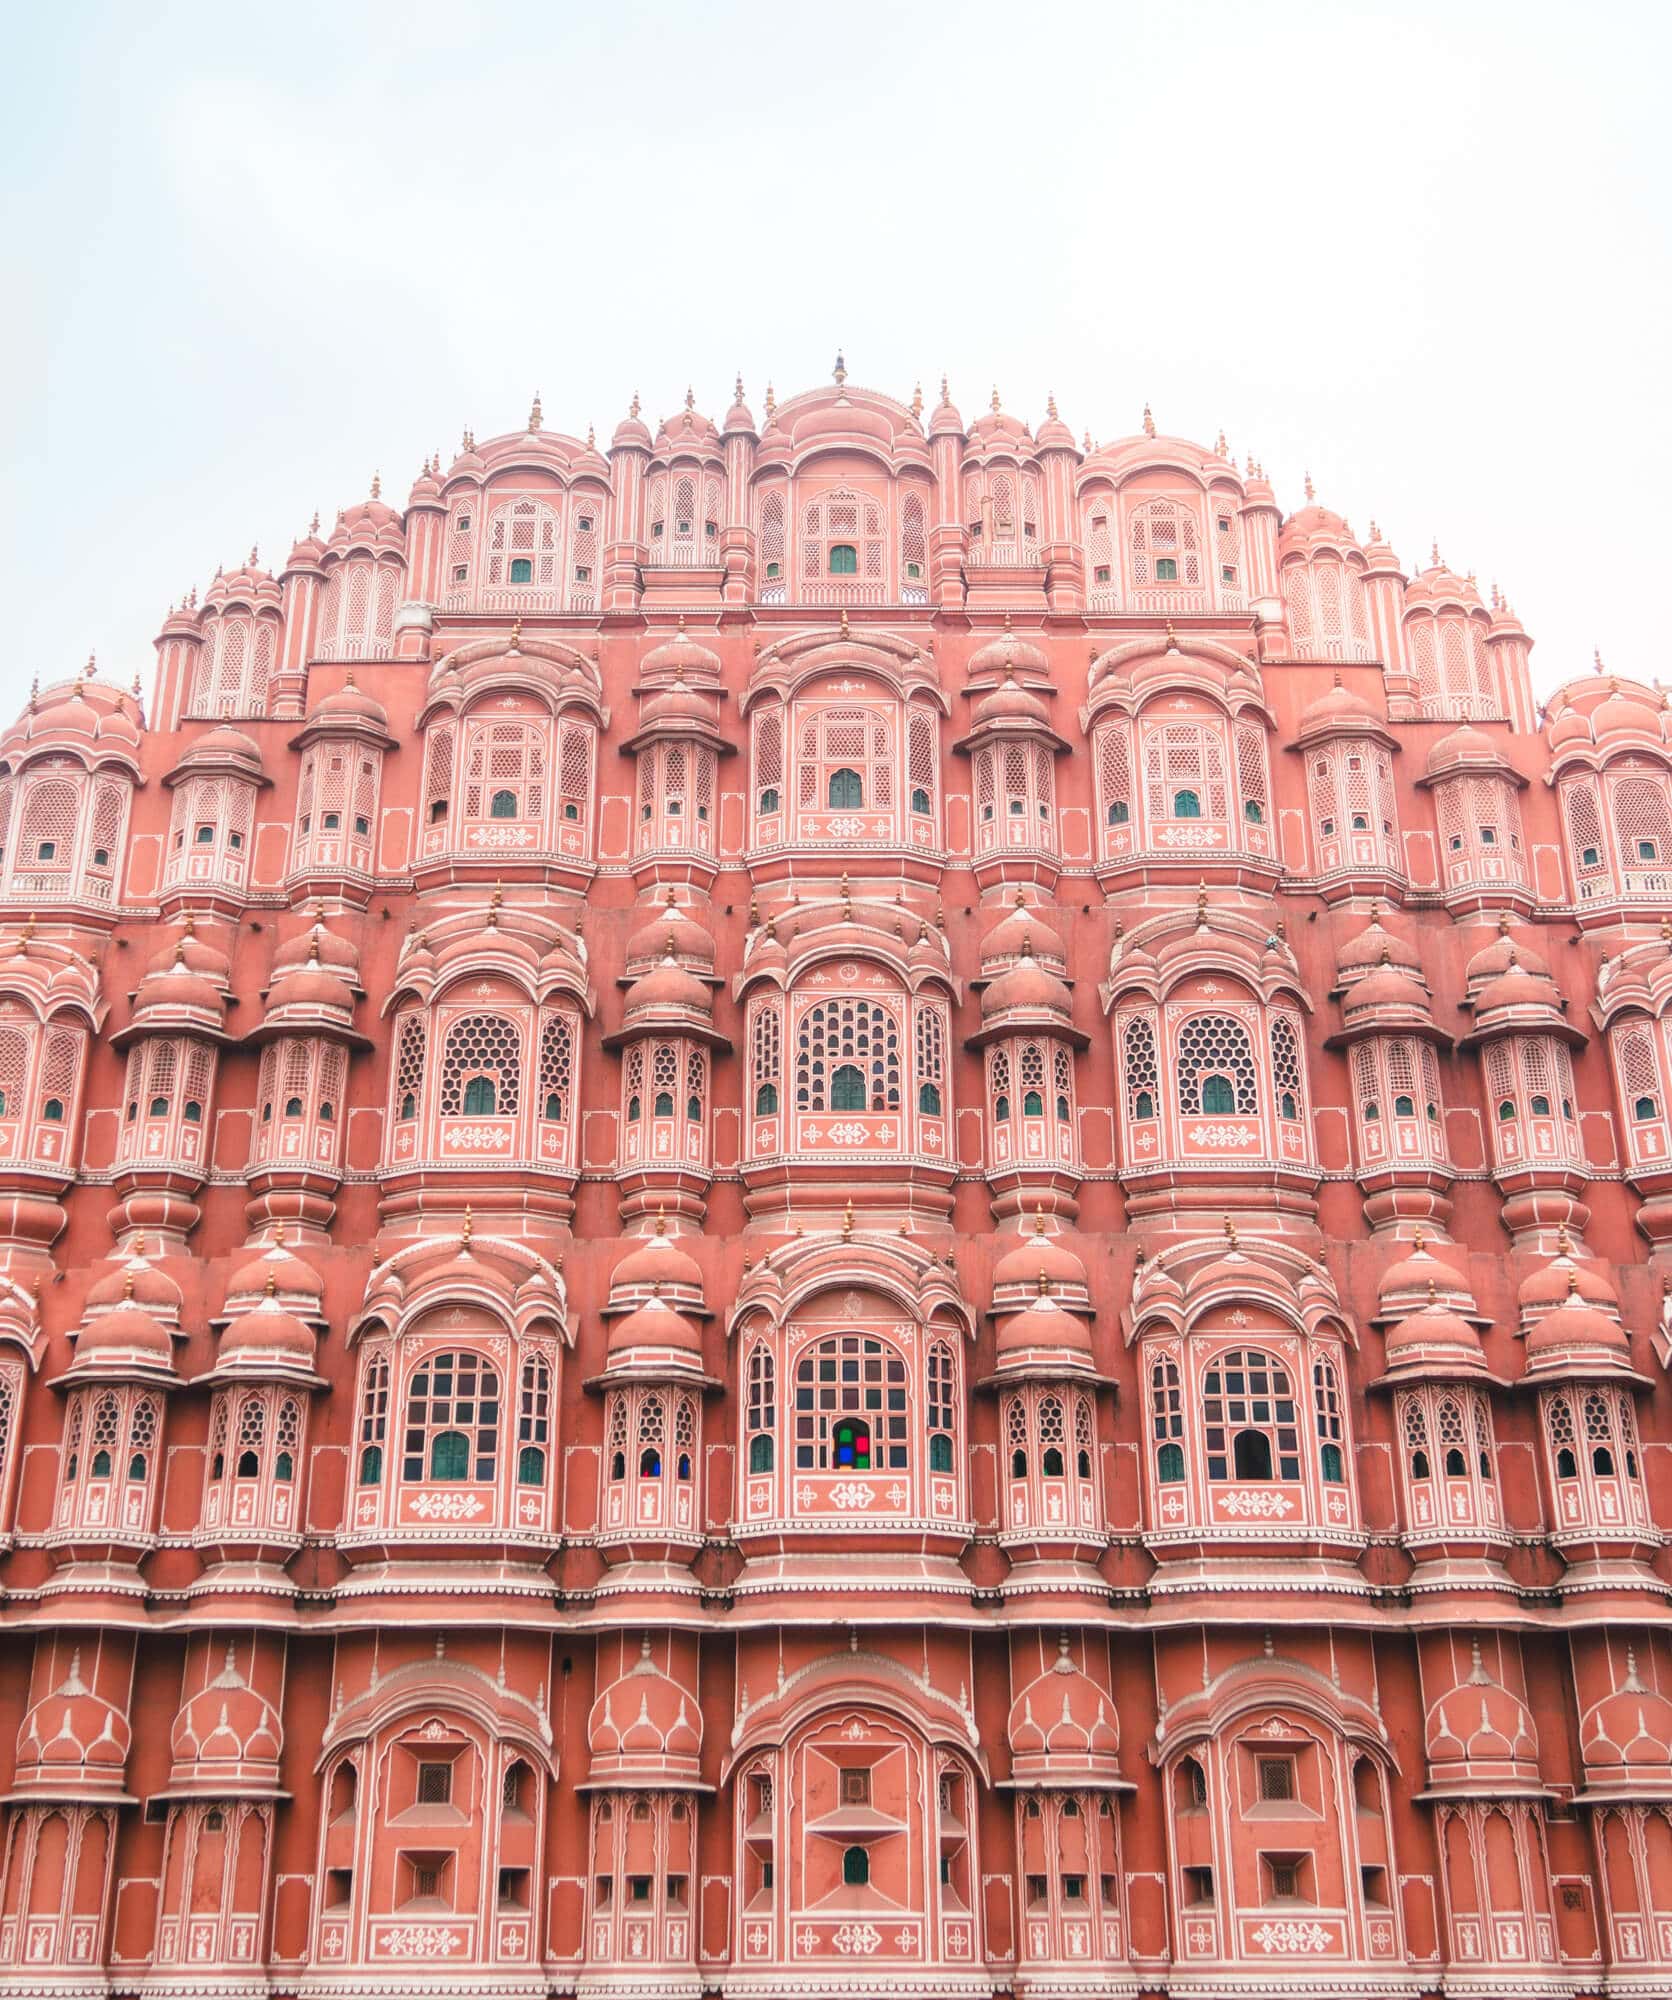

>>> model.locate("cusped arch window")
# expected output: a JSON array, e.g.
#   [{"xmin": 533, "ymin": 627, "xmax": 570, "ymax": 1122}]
[
  {"xmin": 401, "ymin": 1350, "xmax": 500, "ymax": 1486},
  {"xmin": 792, "ymin": 1334, "xmax": 908, "ymax": 1472}
]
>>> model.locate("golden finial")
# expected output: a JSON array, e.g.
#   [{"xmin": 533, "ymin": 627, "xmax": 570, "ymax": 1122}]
[
  {"xmin": 1037, "ymin": 1268, "xmax": 1050, "ymax": 1297},
  {"xmin": 132, "ymin": 671, "xmax": 142, "ymax": 698},
  {"xmin": 487, "ymin": 883, "xmax": 502, "ymax": 930},
  {"xmin": 1142, "ymin": 402, "xmax": 1156, "ymax": 438},
  {"xmin": 528, "ymin": 390, "xmax": 543, "ymax": 431},
  {"xmin": 308, "ymin": 931, "xmax": 321, "ymax": 963},
  {"xmin": 1215, "ymin": 427, "xmax": 1227, "ymax": 455},
  {"xmin": 1196, "ymin": 881, "xmax": 1209, "ymax": 925},
  {"xmin": 840, "ymin": 607, "xmax": 849, "ymax": 639},
  {"xmin": 370, "ymin": 470, "xmax": 381, "ymax": 500},
  {"xmin": 990, "ymin": 385, "xmax": 1002, "ymax": 414},
  {"xmin": 832, "ymin": 350, "xmax": 847, "ymax": 389},
  {"xmin": 1427, "ymin": 1277, "xmax": 1437, "ymax": 1305},
  {"xmin": 841, "ymin": 1197, "xmax": 854, "ymax": 1242},
  {"xmin": 1558, "ymin": 1222, "xmax": 1572, "ymax": 1256},
  {"xmin": 911, "ymin": 381, "xmax": 923, "ymax": 418},
  {"xmin": 1047, "ymin": 390, "xmax": 1059, "ymax": 420},
  {"xmin": 83, "ymin": 650, "xmax": 96, "ymax": 679},
  {"xmin": 748, "ymin": 892, "xmax": 759, "ymax": 926},
  {"xmin": 684, "ymin": 385, "xmax": 695, "ymax": 412},
  {"xmin": 586, "ymin": 422, "xmax": 595, "ymax": 449},
  {"xmin": 1165, "ymin": 621, "xmax": 1178, "ymax": 650},
  {"xmin": 734, "ymin": 371, "xmax": 745, "ymax": 405},
  {"xmin": 461, "ymin": 1206, "xmax": 473, "ymax": 1244},
  {"xmin": 939, "ymin": 373, "xmax": 950, "ymax": 407},
  {"xmin": 123, "ymin": 1268, "xmax": 135, "ymax": 1300},
  {"xmin": 1567, "ymin": 1266, "xmax": 1579, "ymax": 1298},
  {"xmin": 1498, "ymin": 910, "xmax": 1512, "ymax": 937},
  {"xmin": 763, "ymin": 381, "xmax": 775, "ymax": 418},
  {"xmin": 509, "ymin": 617, "xmax": 522, "ymax": 650},
  {"xmin": 28, "ymin": 677, "xmax": 37, "ymax": 710},
  {"xmin": 265, "ymin": 1268, "xmax": 277, "ymax": 1298},
  {"xmin": 654, "ymin": 1201, "xmax": 667, "ymax": 1236},
  {"xmin": 1034, "ymin": 1206, "xmax": 1047, "ymax": 1236},
  {"xmin": 1224, "ymin": 1214, "xmax": 1238, "ymax": 1249},
  {"xmin": 1412, "ymin": 1227, "xmax": 1426, "ymax": 1253},
  {"xmin": 274, "ymin": 1219, "xmax": 286, "ymax": 1246},
  {"xmin": 629, "ymin": 390, "xmax": 641, "ymax": 421},
  {"xmin": 1594, "ymin": 646, "xmax": 1606, "ymax": 675},
  {"xmin": 1431, "ymin": 539, "xmax": 1442, "ymax": 568},
  {"xmin": 1303, "ymin": 470, "xmax": 1315, "ymax": 503}
]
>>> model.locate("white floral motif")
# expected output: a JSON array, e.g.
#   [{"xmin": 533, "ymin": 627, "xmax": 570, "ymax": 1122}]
[
  {"xmin": 377, "ymin": 1925, "xmax": 464, "ymax": 1956},
  {"xmin": 831, "ymin": 1922, "xmax": 881, "ymax": 1955},
  {"xmin": 827, "ymin": 1481, "xmax": 876, "ymax": 1508},
  {"xmin": 1250, "ymin": 1919, "xmax": 1332, "ymax": 1953},
  {"xmin": 407, "ymin": 1490, "xmax": 487, "ymax": 1521},
  {"xmin": 1218, "ymin": 1489, "xmax": 1295, "ymax": 1518}
]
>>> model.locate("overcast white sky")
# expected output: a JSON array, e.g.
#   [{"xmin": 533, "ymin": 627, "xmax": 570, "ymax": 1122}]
[{"xmin": 2, "ymin": 1, "xmax": 1667, "ymax": 714}]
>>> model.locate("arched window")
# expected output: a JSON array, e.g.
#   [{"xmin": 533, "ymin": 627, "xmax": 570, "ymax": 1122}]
[
  {"xmin": 828, "ymin": 767, "xmax": 863, "ymax": 809},
  {"xmin": 795, "ymin": 998, "xmax": 901, "ymax": 1113},
  {"xmin": 843, "ymin": 1844, "xmax": 869, "ymax": 1885},
  {"xmin": 793, "ymin": 1335, "xmax": 907, "ymax": 1471},
  {"xmin": 490, "ymin": 789, "xmax": 517, "ymax": 818},
  {"xmin": 1158, "ymin": 1441, "xmax": 1185, "ymax": 1482},
  {"xmin": 755, "ymin": 1082, "xmax": 778, "ymax": 1116},
  {"xmin": 927, "ymin": 1340, "xmax": 957, "ymax": 1475},
  {"xmin": 829, "ymin": 545, "xmax": 858, "ymax": 576},
  {"xmin": 358, "ymin": 1352, "xmax": 389, "ymax": 1485},
  {"xmin": 1314, "ymin": 1358, "xmax": 1346, "ymax": 1483},
  {"xmin": 746, "ymin": 1345, "xmax": 776, "ymax": 1474},
  {"xmin": 517, "ymin": 1355, "xmax": 550, "ymax": 1489},
  {"xmin": 402, "ymin": 1351, "xmax": 499, "ymax": 1486},
  {"xmin": 1175, "ymin": 1014, "xmax": 1258, "ymax": 1116},
  {"xmin": 1203, "ymin": 1349, "xmax": 1300, "ymax": 1482},
  {"xmin": 1173, "ymin": 788, "xmax": 1202, "ymax": 819},
  {"xmin": 440, "ymin": 1014, "xmax": 522, "ymax": 1118}
]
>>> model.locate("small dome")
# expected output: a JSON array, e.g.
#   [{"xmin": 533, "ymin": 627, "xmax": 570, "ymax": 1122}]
[
  {"xmin": 175, "ymin": 723, "xmax": 265, "ymax": 773},
  {"xmin": 1298, "ymin": 674, "xmax": 1382, "ymax": 737},
  {"xmin": 1425, "ymin": 723, "xmax": 1501, "ymax": 777},
  {"xmin": 305, "ymin": 676, "xmax": 389, "ymax": 731},
  {"xmin": 1518, "ymin": 1244, "xmax": 1619, "ymax": 1319},
  {"xmin": 992, "ymin": 1223, "xmax": 1090, "ymax": 1303},
  {"xmin": 927, "ymin": 381, "xmax": 964, "ymax": 437},
  {"xmin": 610, "ymin": 1226, "xmax": 704, "ymax": 1304},
  {"xmin": 1464, "ymin": 920, "xmax": 1550, "ymax": 991},
  {"xmin": 586, "ymin": 1641, "xmax": 701, "ymax": 1785},
  {"xmin": 1377, "ymin": 1236, "xmax": 1477, "ymax": 1322},
  {"xmin": 1523, "ymin": 1289, "xmax": 1635, "ymax": 1380},
  {"xmin": 1581, "ymin": 1652, "xmax": 1672, "ymax": 1793},
  {"xmin": 980, "ymin": 956, "xmax": 1074, "ymax": 1024},
  {"xmin": 980, "ymin": 898, "xmax": 1067, "ymax": 977},
  {"xmin": 1382, "ymin": 1301, "xmax": 1486, "ymax": 1379},
  {"xmin": 606, "ymin": 1298, "xmax": 704, "ymax": 1367},
  {"xmin": 167, "ymin": 1647, "xmax": 284, "ymax": 1796},
  {"xmin": 70, "ymin": 1298, "xmax": 177, "ymax": 1380},
  {"xmin": 638, "ymin": 680, "xmax": 720, "ymax": 732},
  {"xmin": 13, "ymin": 1654, "xmax": 133, "ymax": 1797},
  {"xmin": 641, "ymin": 621, "xmax": 722, "ymax": 683},
  {"xmin": 622, "ymin": 960, "xmax": 713, "ymax": 1022},
  {"xmin": 1342, "ymin": 961, "xmax": 1434, "ymax": 1023},
  {"xmin": 224, "ymin": 1238, "xmax": 326, "ymax": 1313},
  {"xmin": 1007, "ymin": 1639, "xmax": 1122, "ymax": 1786},
  {"xmin": 1425, "ymin": 1642, "xmax": 1542, "ymax": 1793},
  {"xmin": 85, "ymin": 1255, "xmax": 181, "ymax": 1318},
  {"xmin": 993, "ymin": 1291, "xmax": 1095, "ymax": 1377},
  {"xmin": 972, "ymin": 675, "xmax": 1052, "ymax": 729},
  {"xmin": 626, "ymin": 902, "xmax": 717, "ymax": 979},
  {"xmin": 1337, "ymin": 911, "xmax": 1423, "ymax": 984},
  {"xmin": 266, "ymin": 960, "xmax": 356, "ymax": 1017},
  {"xmin": 967, "ymin": 622, "xmax": 1049, "ymax": 685},
  {"xmin": 217, "ymin": 1296, "xmax": 318, "ymax": 1373},
  {"xmin": 611, "ymin": 395, "xmax": 653, "ymax": 452},
  {"xmin": 271, "ymin": 921, "xmax": 360, "ymax": 983}
]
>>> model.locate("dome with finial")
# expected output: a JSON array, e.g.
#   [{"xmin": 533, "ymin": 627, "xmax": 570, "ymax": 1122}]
[
  {"xmin": 1422, "ymin": 722, "xmax": 1518, "ymax": 783},
  {"xmin": 328, "ymin": 477, "xmax": 405, "ymax": 553},
  {"xmin": 165, "ymin": 722, "xmax": 267, "ymax": 786},
  {"xmin": 1007, "ymin": 1638, "xmax": 1124, "ymax": 1788},
  {"xmin": 202, "ymin": 551, "xmax": 282, "ymax": 617},
  {"xmin": 1461, "ymin": 947, "xmax": 1579, "ymax": 1044},
  {"xmin": 85, "ymin": 1248, "xmax": 183, "ymax": 1324},
  {"xmin": 259, "ymin": 932, "xmax": 362, "ymax": 1038},
  {"xmin": 116, "ymin": 930, "xmax": 233, "ymax": 1043},
  {"xmin": 610, "ymin": 943, "xmax": 718, "ymax": 1040},
  {"xmin": 977, "ymin": 893, "xmax": 1068, "ymax": 980},
  {"xmin": 1523, "ymin": 1277, "xmax": 1641, "ymax": 1383},
  {"xmin": 965, "ymin": 386, "xmax": 1035, "ymax": 451},
  {"xmin": 623, "ymin": 896, "xmax": 718, "ymax": 984},
  {"xmin": 1543, "ymin": 670, "xmax": 1672, "ymax": 759},
  {"xmin": 270, "ymin": 915, "xmax": 362, "ymax": 988},
  {"xmin": 1579, "ymin": 1648, "xmax": 1672, "ymax": 1796},
  {"xmin": 60, "ymin": 1281, "xmax": 178, "ymax": 1386},
  {"xmin": 978, "ymin": 947, "xmax": 1078, "ymax": 1033},
  {"xmin": 606, "ymin": 1210, "xmax": 708, "ymax": 1318},
  {"xmin": 966, "ymin": 613, "xmax": 1050, "ymax": 690},
  {"xmin": 724, "ymin": 372, "xmax": 754, "ymax": 435},
  {"xmin": 639, "ymin": 615, "xmax": 722, "ymax": 686},
  {"xmin": 1278, "ymin": 476, "xmax": 1359, "ymax": 557},
  {"xmin": 585, "ymin": 1640, "xmax": 702, "ymax": 1788},
  {"xmin": 990, "ymin": 1214, "xmax": 1092, "ymax": 1317},
  {"xmin": 1296, "ymin": 670, "xmax": 1388, "ymax": 743},
  {"xmin": 1379, "ymin": 1293, "xmax": 1490, "ymax": 1383},
  {"xmin": 298, "ymin": 669, "xmax": 393, "ymax": 737},
  {"xmin": 217, "ymin": 1228, "xmax": 327, "ymax": 1325},
  {"xmin": 0, "ymin": 669, "xmax": 143, "ymax": 765},
  {"xmin": 1034, "ymin": 390, "xmax": 1076, "ymax": 452},
  {"xmin": 1424, "ymin": 1639, "xmax": 1544, "ymax": 1795},
  {"xmin": 210, "ymin": 1289, "xmax": 320, "ymax": 1381},
  {"xmin": 991, "ymin": 1281, "xmax": 1097, "ymax": 1380},
  {"xmin": 165, "ymin": 1645, "xmax": 285, "ymax": 1798},
  {"xmin": 10, "ymin": 1652, "xmax": 134, "ymax": 1801},
  {"xmin": 1517, "ymin": 1233, "xmax": 1620, "ymax": 1332},
  {"xmin": 602, "ymin": 1292, "xmax": 707, "ymax": 1381},
  {"xmin": 1374, "ymin": 1234, "xmax": 1483, "ymax": 1327},
  {"xmin": 651, "ymin": 388, "xmax": 722, "ymax": 460},
  {"xmin": 1404, "ymin": 549, "xmax": 1487, "ymax": 614},
  {"xmin": 1461, "ymin": 916, "xmax": 1551, "ymax": 1003},
  {"xmin": 927, "ymin": 375, "xmax": 964, "ymax": 439},
  {"xmin": 1334, "ymin": 946, "xmax": 1442, "ymax": 1040},
  {"xmin": 611, "ymin": 390, "xmax": 652, "ymax": 453},
  {"xmin": 1335, "ymin": 908, "xmax": 1424, "ymax": 991}
]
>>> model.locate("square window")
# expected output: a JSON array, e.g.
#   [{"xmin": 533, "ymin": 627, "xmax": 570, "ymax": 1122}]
[
  {"xmin": 1155, "ymin": 557, "xmax": 1179, "ymax": 581},
  {"xmin": 453, "ymin": 565, "xmax": 468, "ymax": 584},
  {"xmin": 1221, "ymin": 564, "xmax": 1236, "ymax": 583},
  {"xmin": 1640, "ymin": 840, "xmax": 1657, "ymax": 861},
  {"xmin": 417, "ymin": 1761, "xmax": 453, "ymax": 1804},
  {"xmin": 1257, "ymin": 1756, "xmax": 1294, "ymax": 1802},
  {"xmin": 841, "ymin": 1767, "xmax": 871, "ymax": 1806},
  {"xmin": 509, "ymin": 557, "xmax": 533, "ymax": 584}
]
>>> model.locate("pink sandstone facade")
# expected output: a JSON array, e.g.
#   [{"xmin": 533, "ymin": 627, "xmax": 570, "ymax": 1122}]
[{"xmin": 0, "ymin": 363, "xmax": 1667, "ymax": 2000}]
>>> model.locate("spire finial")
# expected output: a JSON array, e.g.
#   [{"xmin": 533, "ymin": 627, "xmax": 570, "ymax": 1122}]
[
  {"xmin": 911, "ymin": 380, "xmax": 923, "ymax": 418},
  {"xmin": 1196, "ymin": 880, "xmax": 1209, "ymax": 926},
  {"xmin": 1142, "ymin": 401, "xmax": 1156, "ymax": 438},
  {"xmin": 509, "ymin": 616, "xmax": 522, "ymax": 650},
  {"xmin": 1594, "ymin": 645, "xmax": 1606, "ymax": 674},
  {"xmin": 629, "ymin": 389, "xmax": 641, "ymax": 420},
  {"xmin": 370, "ymin": 470, "xmax": 381, "ymax": 500},
  {"xmin": 461, "ymin": 1206, "xmax": 473, "ymax": 1245},
  {"xmin": 734, "ymin": 371, "xmax": 745, "ymax": 405},
  {"xmin": 832, "ymin": 349, "xmax": 846, "ymax": 389},
  {"xmin": 839, "ymin": 606, "xmax": 849, "ymax": 640},
  {"xmin": 586, "ymin": 422, "xmax": 595, "ymax": 449},
  {"xmin": 763, "ymin": 380, "xmax": 776, "ymax": 418},
  {"xmin": 528, "ymin": 390, "xmax": 543, "ymax": 431},
  {"xmin": 684, "ymin": 384, "xmax": 695, "ymax": 412},
  {"xmin": 939, "ymin": 372, "xmax": 950, "ymax": 407},
  {"xmin": 1047, "ymin": 390, "xmax": 1059, "ymax": 419},
  {"xmin": 84, "ymin": 649, "xmax": 97, "ymax": 679},
  {"xmin": 1303, "ymin": 469, "xmax": 1315, "ymax": 502},
  {"xmin": 842, "ymin": 1196, "xmax": 854, "ymax": 1242},
  {"xmin": 990, "ymin": 385, "xmax": 1002, "ymax": 414},
  {"xmin": 1224, "ymin": 1213, "xmax": 1238, "ymax": 1249}
]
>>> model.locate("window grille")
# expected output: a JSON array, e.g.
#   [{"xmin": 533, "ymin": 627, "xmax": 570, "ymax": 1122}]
[
  {"xmin": 1203, "ymin": 1349, "xmax": 1300, "ymax": 1482},
  {"xmin": 1122, "ymin": 1013, "xmax": 1160, "ymax": 1120},
  {"xmin": 401, "ymin": 1351, "xmax": 500, "ymax": 1484},
  {"xmin": 1175, "ymin": 1014, "xmax": 1258, "ymax": 1116},
  {"xmin": 439, "ymin": 1015, "xmax": 521, "ymax": 1118},
  {"xmin": 794, "ymin": 999, "xmax": 900, "ymax": 1112},
  {"xmin": 539, "ymin": 1012, "xmax": 574, "ymax": 1123},
  {"xmin": 792, "ymin": 1335, "xmax": 908, "ymax": 1471}
]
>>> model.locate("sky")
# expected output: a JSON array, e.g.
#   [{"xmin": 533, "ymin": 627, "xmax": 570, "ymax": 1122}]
[{"xmin": 2, "ymin": 0, "xmax": 1668, "ymax": 714}]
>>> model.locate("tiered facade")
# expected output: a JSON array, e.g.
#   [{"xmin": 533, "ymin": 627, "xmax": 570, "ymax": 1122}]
[{"xmin": 0, "ymin": 365, "xmax": 1668, "ymax": 2000}]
